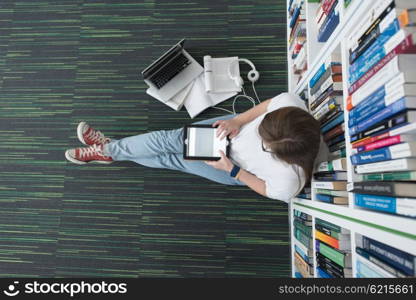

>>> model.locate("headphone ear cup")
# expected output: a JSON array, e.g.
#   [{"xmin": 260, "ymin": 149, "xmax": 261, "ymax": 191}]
[{"xmin": 248, "ymin": 70, "xmax": 259, "ymax": 82}]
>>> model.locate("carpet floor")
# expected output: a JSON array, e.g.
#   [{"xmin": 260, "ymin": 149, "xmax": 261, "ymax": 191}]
[{"xmin": 0, "ymin": 0, "xmax": 289, "ymax": 277}]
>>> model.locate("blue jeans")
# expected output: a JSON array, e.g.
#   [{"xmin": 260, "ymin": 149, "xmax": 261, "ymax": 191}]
[{"xmin": 103, "ymin": 115, "xmax": 245, "ymax": 186}]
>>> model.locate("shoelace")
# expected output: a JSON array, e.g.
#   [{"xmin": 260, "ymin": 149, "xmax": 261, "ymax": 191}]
[
  {"xmin": 86, "ymin": 129, "xmax": 108, "ymax": 144},
  {"xmin": 79, "ymin": 144, "xmax": 105, "ymax": 159}
]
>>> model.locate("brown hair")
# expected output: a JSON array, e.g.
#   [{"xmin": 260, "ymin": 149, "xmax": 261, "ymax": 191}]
[{"xmin": 258, "ymin": 106, "xmax": 321, "ymax": 192}]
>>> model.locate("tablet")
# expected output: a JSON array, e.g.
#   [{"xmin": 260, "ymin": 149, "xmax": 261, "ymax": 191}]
[{"xmin": 183, "ymin": 124, "xmax": 230, "ymax": 161}]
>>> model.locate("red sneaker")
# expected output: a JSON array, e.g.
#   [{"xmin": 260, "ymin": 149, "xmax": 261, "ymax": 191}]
[
  {"xmin": 65, "ymin": 144, "xmax": 113, "ymax": 164},
  {"xmin": 77, "ymin": 121, "xmax": 111, "ymax": 146}
]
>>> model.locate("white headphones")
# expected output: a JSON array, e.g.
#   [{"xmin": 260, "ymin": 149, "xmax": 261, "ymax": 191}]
[{"xmin": 228, "ymin": 58, "xmax": 260, "ymax": 88}]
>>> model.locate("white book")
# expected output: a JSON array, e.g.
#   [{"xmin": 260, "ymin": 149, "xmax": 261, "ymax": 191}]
[
  {"xmin": 315, "ymin": 189, "xmax": 349, "ymax": 198},
  {"xmin": 317, "ymin": 158, "xmax": 347, "ymax": 172},
  {"xmin": 355, "ymin": 158, "xmax": 416, "ymax": 174},
  {"xmin": 356, "ymin": 254, "xmax": 395, "ymax": 278},
  {"xmin": 347, "ymin": 0, "xmax": 393, "ymax": 51},
  {"xmin": 183, "ymin": 73, "xmax": 237, "ymax": 118},
  {"xmin": 314, "ymin": 96, "xmax": 344, "ymax": 115},
  {"xmin": 293, "ymin": 45, "xmax": 307, "ymax": 70},
  {"xmin": 388, "ymin": 142, "xmax": 416, "ymax": 159},
  {"xmin": 293, "ymin": 238, "xmax": 312, "ymax": 258},
  {"xmin": 350, "ymin": 55, "xmax": 416, "ymax": 108},
  {"xmin": 313, "ymin": 96, "xmax": 343, "ymax": 119},
  {"xmin": 390, "ymin": 120, "xmax": 416, "ymax": 137},
  {"xmin": 383, "ymin": 85, "xmax": 416, "ymax": 107},
  {"xmin": 146, "ymin": 80, "xmax": 194, "ymax": 111},
  {"xmin": 312, "ymin": 181, "xmax": 347, "ymax": 190},
  {"xmin": 203, "ymin": 56, "xmax": 242, "ymax": 94}
]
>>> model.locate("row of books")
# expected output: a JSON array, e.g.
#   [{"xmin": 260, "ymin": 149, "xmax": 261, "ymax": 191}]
[
  {"xmin": 294, "ymin": 214, "xmax": 414, "ymax": 277},
  {"xmin": 355, "ymin": 233, "xmax": 415, "ymax": 277},
  {"xmin": 293, "ymin": 210, "xmax": 313, "ymax": 278},
  {"xmin": 315, "ymin": 0, "xmax": 340, "ymax": 43},
  {"xmin": 346, "ymin": 0, "xmax": 416, "ymax": 218},
  {"xmin": 308, "ymin": 51, "xmax": 347, "ymax": 205},
  {"xmin": 315, "ymin": 218, "xmax": 352, "ymax": 278},
  {"xmin": 289, "ymin": 0, "xmax": 308, "ymax": 83}
]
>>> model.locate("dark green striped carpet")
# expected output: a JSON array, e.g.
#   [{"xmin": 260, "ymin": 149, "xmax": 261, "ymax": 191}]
[{"xmin": 0, "ymin": 0, "xmax": 289, "ymax": 277}]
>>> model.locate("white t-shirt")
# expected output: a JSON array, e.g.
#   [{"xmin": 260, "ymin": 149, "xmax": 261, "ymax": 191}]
[{"xmin": 230, "ymin": 92, "xmax": 307, "ymax": 202}]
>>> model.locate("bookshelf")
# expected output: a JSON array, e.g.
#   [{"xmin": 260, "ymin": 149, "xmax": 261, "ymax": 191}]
[{"xmin": 287, "ymin": 0, "xmax": 416, "ymax": 278}]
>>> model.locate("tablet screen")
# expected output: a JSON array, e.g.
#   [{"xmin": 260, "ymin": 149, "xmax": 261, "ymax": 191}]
[{"xmin": 187, "ymin": 127, "xmax": 227, "ymax": 158}]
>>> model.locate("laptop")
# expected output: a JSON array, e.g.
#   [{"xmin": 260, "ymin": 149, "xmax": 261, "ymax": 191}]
[{"xmin": 142, "ymin": 39, "xmax": 203, "ymax": 102}]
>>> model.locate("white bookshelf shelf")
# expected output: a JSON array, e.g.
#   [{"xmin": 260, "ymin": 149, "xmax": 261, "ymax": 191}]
[{"xmin": 287, "ymin": 0, "xmax": 416, "ymax": 278}]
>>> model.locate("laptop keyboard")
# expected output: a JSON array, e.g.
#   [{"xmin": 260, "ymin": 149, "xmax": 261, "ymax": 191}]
[{"xmin": 149, "ymin": 52, "xmax": 191, "ymax": 89}]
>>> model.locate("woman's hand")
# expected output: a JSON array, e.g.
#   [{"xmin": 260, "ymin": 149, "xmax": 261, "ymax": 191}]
[
  {"xmin": 213, "ymin": 118, "xmax": 242, "ymax": 140},
  {"xmin": 205, "ymin": 150, "xmax": 234, "ymax": 172}
]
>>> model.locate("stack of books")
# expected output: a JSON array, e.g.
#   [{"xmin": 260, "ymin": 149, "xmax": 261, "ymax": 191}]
[
  {"xmin": 315, "ymin": 218, "xmax": 352, "ymax": 278},
  {"xmin": 356, "ymin": 234, "xmax": 415, "ymax": 277},
  {"xmin": 346, "ymin": 0, "xmax": 416, "ymax": 218},
  {"xmin": 297, "ymin": 185, "xmax": 311, "ymax": 200},
  {"xmin": 293, "ymin": 210, "xmax": 313, "ymax": 278},
  {"xmin": 289, "ymin": 0, "xmax": 307, "ymax": 81},
  {"xmin": 313, "ymin": 158, "xmax": 348, "ymax": 204},
  {"xmin": 315, "ymin": 0, "xmax": 341, "ymax": 42},
  {"xmin": 309, "ymin": 52, "xmax": 344, "ymax": 159},
  {"xmin": 309, "ymin": 51, "xmax": 346, "ymax": 204}
]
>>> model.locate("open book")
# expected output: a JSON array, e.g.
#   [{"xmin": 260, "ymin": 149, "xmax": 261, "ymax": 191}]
[
  {"xmin": 183, "ymin": 73, "xmax": 237, "ymax": 118},
  {"xmin": 204, "ymin": 56, "xmax": 242, "ymax": 94}
]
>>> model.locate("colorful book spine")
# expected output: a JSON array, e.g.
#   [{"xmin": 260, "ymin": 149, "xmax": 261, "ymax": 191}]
[
  {"xmin": 329, "ymin": 147, "xmax": 346, "ymax": 158},
  {"xmin": 356, "ymin": 135, "xmax": 414, "ymax": 153},
  {"xmin": 349, "ymin": 91, "xmax": 416, "ymax": 129},
  {"xmin": 348, "ymin": 34, "xmax": 416, "ymax": 96},
  {"xmin": 324, "ymin": 123, "xmax": 345, "ymax": 141},
  {"xmin": 318, "ymin": 1, "xmax": 340, "ymax": 43},
  {"xmin": 356, "ymin": 257, "xmax": 392, "ymax": 278},
  {"xmin": 350, "ymin": 111, "xmax": 414, "ymax": 142},
  {"xmin": 355, "ymin": 193, "xmax": 416, "ymax": 218},
  {"xmin": 316, "ymin": 240, "xmax": 349, "ymax": 268},
  {"xmin": 315, "ymin": 189, "xmax": 348, "ymax": 198},
  {"xmin": 360, "ymin": 171, "xmax": 416, "ymax": 181},
  {"xmin": 350, "ymin": 142, "xmax": 416, "ymax": 165},
  {"xmin": 313, "ymin": 98, "xmax": 338, "ymax": 120},
  {"xmin": 327, "ymin": 134, "xmax": 345, "ymax": 147},
  {"xmin": 349, "ymin": 18, "xmax": 401, "ymax": 84},
  {"xmin": 348, "ymin": 73, "xmax": 415, "ymax": 123},
  {"xmin": 316, "ymin": 194, "xmax": 334, "ymax": 203},
  {"xmin": 290, "ymin": 5, "xmax": 302, "ymax": 28},
  {"xmin": 294, "ymin": 220, "xmax": 312, "ymax": 236},
  {"xmin": 311, "ymin": 88, "xmax": 343, "ymax": 110},
  {"xmin": 316, "ymin": 267, "xmax": 333, "ymax": 278},
  {"xmin": 349, "ymin": 2, "xmax": 396, "ymax": 64},
  {"xmin": 349, "ymin": 97, "xmax": 412, "ymax": 136},
  {"xmin": 320, "ymin": 106, "xmax": 343, "ymax": 126},
  {"xmin": 321, "ymin": 112, "xmax": 344, "ymax": 133},
  {"xmin": 311, "ymin": 69, "xmax": 341, "ymax": 96},
  {"xmin": 349, "ymin": 67, "xmax": 413, "ymax": 113},
  {"xmin": 317, "ymin": 158, "xmax": 346, "ymax": 172},
  {"xmin": 315, "ymin": 218, "xmax": 341, "ymax": 232},
  {"xmin": 315, "ymin": 230, "xmax": 340, "ymax": 249},
  {"xmin": 362, "ymin": 236, "xmax": 416, "ymax": 276},
  {"xmin": 315, "ymin": 223, "xmax": 333, "ymax": 237},
  {"xmin": 310, "ymin": 62, "xmax": 341, "ymax": 89},
  {"xmin": 355, "ymin": 158, "xmax": 416, "ymax": 174},
  {"xmin": 295, "ymin": 229, "xmax": 312, "ymax": 248},
  {"xmin": 295, "ymin": 244, "xmax": 310, "ymax": 264},
  {"xmin": 356, "ymin": 247, "xmax": 407, "ymax": 278},
  {"xmin": 347, "ymin": 0, "xmax": 393, "ymax": 51}
]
